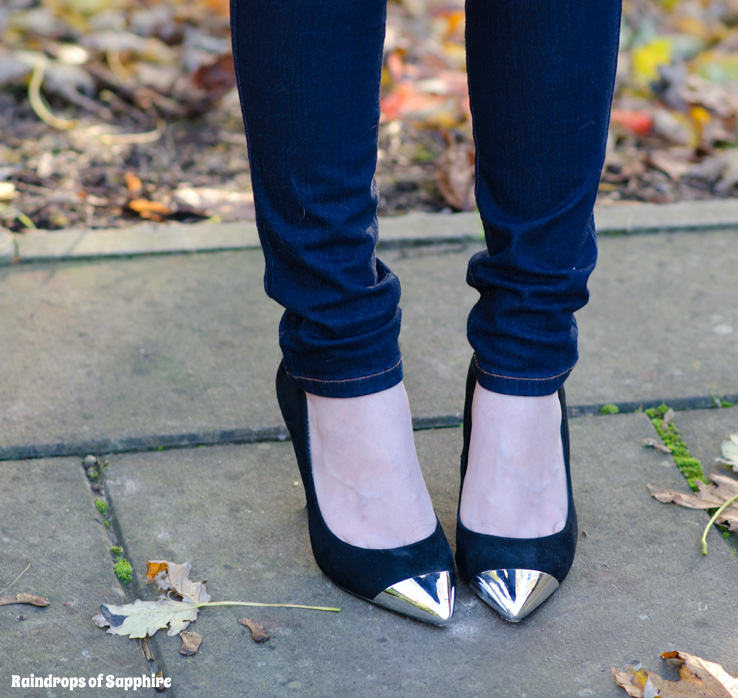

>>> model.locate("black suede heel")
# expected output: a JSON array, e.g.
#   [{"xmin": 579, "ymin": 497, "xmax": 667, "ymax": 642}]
[
  {"xmin": 276, "ymin": 361, "xmax": 456, "ymax": 624},
  {"xmin": 455, "ymin": 359, "xmax": 577, "ymax": 622}
]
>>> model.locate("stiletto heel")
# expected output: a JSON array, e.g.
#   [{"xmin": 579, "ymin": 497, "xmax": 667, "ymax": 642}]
[
  {"xmin": 276, "ymin": 361, "xmax": 456, "ymax": 624},
  {"xmin": 455, "ymin": 359, "xmax": 577, "ymax": 622}
]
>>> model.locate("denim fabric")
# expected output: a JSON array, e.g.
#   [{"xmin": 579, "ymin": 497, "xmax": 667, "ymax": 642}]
[
  {"xmin": 465, "ymin": 0, "xmax": 621, "ymax": 396},
  {"xmin": 230, "ymin": 0, "xmax": 621, "ymax": 398}
]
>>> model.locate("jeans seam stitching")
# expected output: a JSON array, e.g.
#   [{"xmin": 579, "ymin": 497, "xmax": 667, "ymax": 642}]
[
  {"xmin": 473, "ymin": 355, "xmax": 572, "ymax": 382},
  {"xmin": 288, "ymin": 357, "xmax": 402, "ymax": 384}
]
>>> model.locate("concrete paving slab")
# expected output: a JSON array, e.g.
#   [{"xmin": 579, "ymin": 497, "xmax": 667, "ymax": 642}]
[
  {"xmin": 103, "ymin": 414, "xmax": 738, "ymax": 698},
  {"xmin": 0, "ymin": 457, "xmax": 147, "ymax": 695},
  {"xmin": 5, "ymin": 228, "xmax": 738, "ymax": 459},
  {"xmin": 574, "ymin": 228, "xmax": 738, "ymax": 408},
  {"xmin": 0, "ymin": 245, "xmax": 475, "ymax": 459},
  {"xmin": 0, "ymin": 252, "xmax": 282, "ymax": 459}
]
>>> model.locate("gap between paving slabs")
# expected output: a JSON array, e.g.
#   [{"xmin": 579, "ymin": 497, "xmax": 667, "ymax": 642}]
[
  {"xmin": 78, "ymin": 452, "xmax": 172, "ymax": 690},
  {"xmin": 640, "ymin": 401, "xmax": 738, "ymax": 559},
  {"xmin": 79, "ymin": 396, "xmax": 738, "ymax": 567},
  {"xmin": 5, "ymin": 394, "xmax": 738, "ymax": 464}
]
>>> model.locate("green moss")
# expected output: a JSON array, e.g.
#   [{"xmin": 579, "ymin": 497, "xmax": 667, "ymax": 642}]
[
  {"xmin": 646, "ymin": 404, "xmax": 707, "ymax": 491},
  {"xmin": 412, "ymin": 147, "xmax": 436, "ymax": 163},
  {"xmin": 114, "ymin": 557, "xmax": 132, "ymax": 585},
  {"xmin": 110, "ymin": 545, "xmax": 122, "ymax": 555},
  {"xmin": 721, "ymin": 401, "xmax": 734, "ymax": 408},
  {"xmin": 94, "ymin": 498, "xmax": 108, "ymax": 516},
  {"xmin": 600, "ymin": 403, "xmax": 620, "ymax": 415}
]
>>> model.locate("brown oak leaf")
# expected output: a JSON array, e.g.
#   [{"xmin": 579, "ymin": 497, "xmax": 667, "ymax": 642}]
[
  {"xmin": 0, "ymin": 593, "xmax": 49, "ymax": 607},
  {"xmin": 179, "ymin": 630, "xmax": 202, "ymax": 656},
  {"xmin": 238, "ymin": 618, "xmax": 270, "ymax": 643},
  {"xmin": 647, "ymin": 473, "xmax": 738, "ymax": 530}
]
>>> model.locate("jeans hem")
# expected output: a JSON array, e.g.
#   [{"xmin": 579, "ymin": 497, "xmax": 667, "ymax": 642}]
[
  {"xmin": 286, "ymin": 357, "xmax": 404, "ymax": 398},
  {"xmin": 472, "ymin": 354, "xmax": 573, "ymax": 397}
]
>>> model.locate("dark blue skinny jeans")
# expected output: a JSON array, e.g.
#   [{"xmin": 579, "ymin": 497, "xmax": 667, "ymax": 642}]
[{"xmin": 230, "ymin": 0, "xmax": 622, "ymax": 398}]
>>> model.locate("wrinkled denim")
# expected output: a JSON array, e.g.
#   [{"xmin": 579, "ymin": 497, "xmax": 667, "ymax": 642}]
[{"xmin": 230, "ymin": 0, "xmax": 621, "ymax": 398}]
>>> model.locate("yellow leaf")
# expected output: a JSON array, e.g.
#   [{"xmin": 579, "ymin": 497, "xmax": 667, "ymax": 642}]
[
  {"xmin": 690, "ymin": 105, "xmax": 712, "ymax": 134},
  {"xmin": 632, "ymin": 38, "xmax": 673, "ymax": 82}
]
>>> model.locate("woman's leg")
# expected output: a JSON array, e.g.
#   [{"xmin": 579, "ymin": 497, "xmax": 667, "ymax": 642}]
[
  {"xmin": 231, "ymin": 0, "xmax": 399, "ymax": 398},
  {"xmin": 230, "ymin": 0, "xmax": 436, "ymax": 548},
  {"xmin": 460, "ymin": 0, "xmax": 622, "ymax": 537}
]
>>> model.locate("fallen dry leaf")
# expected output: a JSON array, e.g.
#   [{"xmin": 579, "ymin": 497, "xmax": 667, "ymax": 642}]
[
  {"xmin": 147, "ymin": 560, "xmax": 211, "ymax": 604},
  {"xmin": 127, "ymin": 198, "xmax": 171, "ymax": 221},
  {"xmin": 239, "ymin": 618, "xmax": 270, "ymax": 643},
  {"xmin": 124, "ymin": 172, "xmax": 142, "ymax": 194},
  {"xmin": 648, "ymin": 472, "xmax": 738, "ymax": 531},
  {"xmin": 648, "ymin": 149, "xmax": 693, "ymax": 181},
  {"xmin": 172, "ymin": 187, "xmax": 255, "ymax": 221},
  {"xmin": 435, "ymin": 139, "xmax": 475, "ymax": 211},
  {"xmin": 94, "ymin": 560, "xmax": 338, "ymax": 642},
  {"xmin": 190, "ymin": 52, "xmax": 236, "ymax": 102},
  {"xmin": 145, "ymin": 560, "xmax": 169, "ymax": 581},
  {"xmin": 643, "ymin": 438, "xmax": 673, "ymax": 454},
  {"xmin": 613, "ymin": 651, "xmax": 738, "ymax": 697},
  {"xmin": 662, "ymin": 408, "xmax": 675, "ymax": 429},
  {"xmin": 178, "ymin": 630, "xmax": 202, "ymax": 656},
  {"xmin": 0, "ymin": 183, "xmax": 18, "ymax": 201},
  {"xmin": 612, "ymin": 665, "xmax": 650, "ymax": 697},
  {"xmin": 610, "ymin": 109, "xmax": 654, "ymax": 136},
  {"xmin": 718, "ymin": 433, "xmax": 738, "ymax": 471},
  {"xmin": 93, "ymin": 598, "xmax": 199, "ymax": 638},
  {"xmin": 0, "ymin": 593, "xmax": 50, "ymax": 607}
]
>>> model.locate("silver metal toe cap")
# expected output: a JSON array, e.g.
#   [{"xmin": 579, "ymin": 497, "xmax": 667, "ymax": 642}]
[
  {"xmin": 372, "ymin": 571, "xmax": 455, "ymax": 624},
  {"xmin": 471, "ymin": 569, "xmax": 559, "ymax": 623}
]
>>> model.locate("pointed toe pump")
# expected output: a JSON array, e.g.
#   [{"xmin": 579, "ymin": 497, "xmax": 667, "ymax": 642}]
[
  {"xmin": 276, "ymin": 361, "xmax": 456, "ymax": 625},
  {"xmin": 455, "ymin": 360, "xmax": 577, "ymax": 623}
]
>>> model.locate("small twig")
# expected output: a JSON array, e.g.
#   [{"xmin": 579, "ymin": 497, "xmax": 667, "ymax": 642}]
[
  {"xmin": 0, "ymin": 563, "xmax": 31, "ymax": 596},
  {"xmin": 28, "ymin": 59, "xmax": 77, "ymax": 130},
  {"xmin": 701, "ymin": 491, "xmax": 738, "ymax": 555},
  {"xmin": 98, "ymin": 120, "xmax": 166, "ymax": 146}
]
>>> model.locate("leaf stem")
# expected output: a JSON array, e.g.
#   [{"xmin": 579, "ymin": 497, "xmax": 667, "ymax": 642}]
[
  {"xmin": 195, "ymin": 601, "xmax": 340, "ymax": 613},
  {"xmin": 0, "ymin": 562, "xmax": 31, "ymax": 596},
  {"xmin": 700, "ymin": 491, "xmax": 738, "ymax": 555}
]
